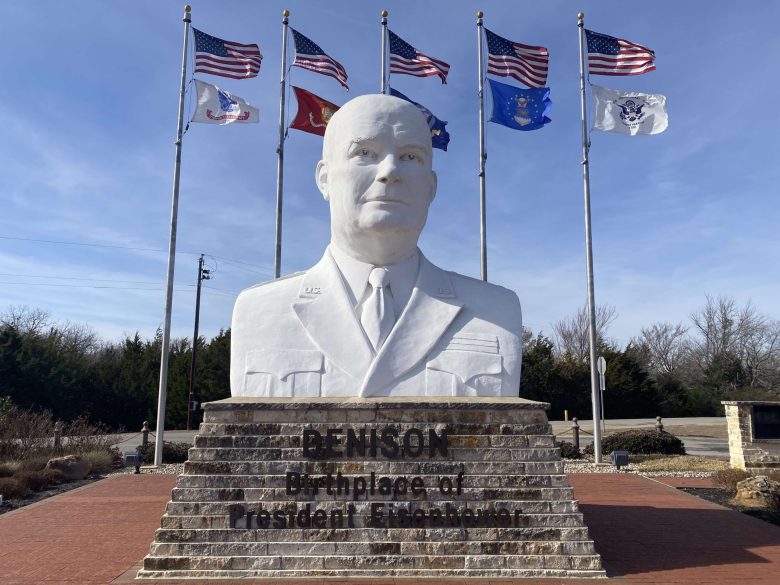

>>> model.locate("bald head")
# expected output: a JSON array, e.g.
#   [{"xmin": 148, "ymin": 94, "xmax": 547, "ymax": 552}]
[
  {"xmin": 322, "ymin": 94, "xmax": 433, "ymax": 163},
  {"xmin": 316, "ymin": 94, "xmax": 438, "ymax": 265}
]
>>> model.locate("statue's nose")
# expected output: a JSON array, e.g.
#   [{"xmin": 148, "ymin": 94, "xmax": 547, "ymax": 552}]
[{"xmin": 376, "ymin": 155, "xmax": 400, "ymax": 184}]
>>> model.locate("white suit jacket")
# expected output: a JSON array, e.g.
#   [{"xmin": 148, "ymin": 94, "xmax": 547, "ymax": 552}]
[{"xmin": 230, "ymin": 249, "xmax": 522, "ymax": 397}]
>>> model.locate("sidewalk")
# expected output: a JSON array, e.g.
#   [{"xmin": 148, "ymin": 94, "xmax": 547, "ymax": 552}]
[{"xmin": 1, "ymin": 472, "xmax": 779, "ymax": 584}]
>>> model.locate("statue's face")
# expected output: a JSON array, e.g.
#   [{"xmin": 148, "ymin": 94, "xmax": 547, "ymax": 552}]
[{"xmin": 317, "ymin": 96, "xmax": 437, "ymax": 242}]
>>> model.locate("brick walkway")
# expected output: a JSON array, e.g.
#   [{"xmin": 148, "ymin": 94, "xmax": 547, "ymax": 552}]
[{"xmin": 1, "ymin": 473, "xmax": 779, "ymax": 584}]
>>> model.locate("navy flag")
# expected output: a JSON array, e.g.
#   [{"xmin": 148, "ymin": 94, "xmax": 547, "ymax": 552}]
[
  {"xmin": 389, "ymin": 88, "xmax": 450, "ymax": 151},
  {"xmin": 488, "ymin": 79, "xmax": 551, "ymax": 131}
]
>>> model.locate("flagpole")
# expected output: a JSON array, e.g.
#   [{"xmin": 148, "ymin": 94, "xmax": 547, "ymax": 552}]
[
  {"xmin": 380, "ymin": 10, "xmax": 388, "ymax": 93},
  {"xmin": 476, "ymin": 11, "xmax": 487, "ymax": 282},
  {"xmin": 577, "ymin": 12, "xmax": 603, "ymax": 464},
  {"xmin": 274, "ymin": 10, "xmax": 290, "ymax": 280},
  {"xmin": 154, "ymin": 4, "xmax": 191, "ymax": 468}
]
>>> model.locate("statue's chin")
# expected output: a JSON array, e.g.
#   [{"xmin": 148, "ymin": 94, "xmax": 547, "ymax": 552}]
[{"xmin": 355, "ymin": 209, "xmax": 423, "ymax": 235}]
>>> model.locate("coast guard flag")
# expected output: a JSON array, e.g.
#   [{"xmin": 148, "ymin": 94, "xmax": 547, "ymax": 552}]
[
  {"xmin": 488, "ymin": 79, "xmax": 551, "ymax": 131},
  {"xmin": 591, "ymin": 85, "xmax": 667, "ymax": 135},
  {"xmin": 290, "ymin": 86, "xmax": 340, "ymax": 136},
  {"xmin": 192, "ymin": 80, "xmax": 259, "ymax": 125},
  {"xmin": 389, "ymin": 88, "xmax": 450, "ymax": 151}
]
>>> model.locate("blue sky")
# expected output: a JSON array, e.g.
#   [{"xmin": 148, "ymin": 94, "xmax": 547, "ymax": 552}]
[{"xmin": 0, "ymin": 0, "xmax": 778, "ymax": 346}]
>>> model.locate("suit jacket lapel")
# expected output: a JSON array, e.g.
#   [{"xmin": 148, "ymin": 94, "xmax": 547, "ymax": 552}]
[
  {"xmin": 360, "ymin": 254, "xmax": 463, "ymax": 396},
  {"xmin": 292, "ymin": 250, "xmax": 373, "ymax": 383}
]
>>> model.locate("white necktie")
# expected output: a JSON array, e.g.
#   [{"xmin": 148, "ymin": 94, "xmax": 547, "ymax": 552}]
[{"xmin": 361, "ymin": 267, "xmax": 395, "ymax": 352}]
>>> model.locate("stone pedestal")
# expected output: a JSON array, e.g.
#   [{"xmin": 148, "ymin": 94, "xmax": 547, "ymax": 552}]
[
  {"xmin": 138, "ymin": 397, "xmax": 605, "ymax": 579},
  {"xmin": 724, "ymin": 400, "xmax": 780, "ymax": 474}
]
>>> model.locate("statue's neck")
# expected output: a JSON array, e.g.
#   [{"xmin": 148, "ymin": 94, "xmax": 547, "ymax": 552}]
[{"xmin": 331, "ymin": 231, "xmax": 419, "ymax": 266}]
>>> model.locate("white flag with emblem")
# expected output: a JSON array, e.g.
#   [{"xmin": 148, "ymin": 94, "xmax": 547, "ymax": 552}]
[
  {"xmin": 192, "ymin": 79, "xmax": 259, "ymax": 125},
  {"xmin": 591, "ymin": 84, "xmax": 667, "ymax": 135}
]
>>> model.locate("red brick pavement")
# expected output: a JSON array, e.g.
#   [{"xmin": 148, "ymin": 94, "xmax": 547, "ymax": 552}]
[{"xmin": 0, "ymin": 473, "xmax": 779, "ymax": 584}]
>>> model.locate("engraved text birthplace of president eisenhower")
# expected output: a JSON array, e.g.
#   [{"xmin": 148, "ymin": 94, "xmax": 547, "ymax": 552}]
[{"xmin": 228, "ymin": 426, "xmax": 527, "ymax": 530}]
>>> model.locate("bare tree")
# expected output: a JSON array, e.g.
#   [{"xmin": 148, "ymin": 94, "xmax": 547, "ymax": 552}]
[
  {"xmin": 552, "ymin": 304, "xmax": 617, "ymax": 361},
  {"xmin": 688, "ymin": 295, "xmax": 780, "ymax": 390},
  {"xmin": 631, "ymin": 322, "xmax": 689, "ymax": 375},
  {"xmin": 1, "ymin": 305, "xmax": 51, "ymax": 334}
]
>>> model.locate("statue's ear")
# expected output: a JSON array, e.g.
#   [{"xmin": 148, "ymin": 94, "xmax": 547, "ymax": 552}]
[
  {"xmin": 316, "ymin": 160, "xmax": 329, "ymax": 201},
  {"xmin": 428, "ymin": 170, "xmax": 437, "ymax": 203}
]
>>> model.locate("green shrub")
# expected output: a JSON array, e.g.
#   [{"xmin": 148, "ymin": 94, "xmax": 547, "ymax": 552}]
[
  {"xmin": 0, "ymin": 477, "xmax": 30, "ymax": 499},
  {"xmin": 583, "ymin": 429, "xmax": 686, "ymax": 456},
  {"xmin": 136, "ymin": 441, "xmax": 191, "ymax": 464},
  {"xmin": 41, "ymin": 468, "xmax": 67, "ymax": 486},
  {"xmin": 556, "ymin": 440, "xmax": 583, "ymax": 459},
  {"xmin": 14, "ymin": 470, "xmax": 49, "ymax": 492},
  {"xmin": 0, "ymin": 461, "xmax": 17, "ymax": 477}
]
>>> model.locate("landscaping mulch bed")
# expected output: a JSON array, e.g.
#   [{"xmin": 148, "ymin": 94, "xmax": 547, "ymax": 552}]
[
  {"xmin": 0, "ymin": 475, "xmax": 103, "ymax": 515},
  {"xmin": 679, "ymin": 486, "xmax": 780, "ymax": 528}
]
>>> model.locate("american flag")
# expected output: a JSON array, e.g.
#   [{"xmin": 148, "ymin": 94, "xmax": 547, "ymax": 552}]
[
  {"xmin": 193, "ymin": 28, "xmax": 261, "ymax": 79},
  {"xmin": 585, "ymin": 29, "xmax": 655, "ymax": 76},
  {"xmin": 485, "ymin": 28, "xmax": 548, "ymax": 88},
  {"xmin": 388, "ymin": 30, "xmax": 450, "ymax": 84},
  {"xmin": 290, "ymin": 28, "xmax": 348, "ymax": 90}
]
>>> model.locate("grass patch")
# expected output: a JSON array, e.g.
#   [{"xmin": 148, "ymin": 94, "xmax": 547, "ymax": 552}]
[{"xmin": 633, "ymin": 455, "xmax": 730, "ymax": 472}]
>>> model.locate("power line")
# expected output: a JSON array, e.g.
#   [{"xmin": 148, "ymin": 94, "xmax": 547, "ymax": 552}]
[
  {"xmin": 0, "ymin": 234, "xmax": 271, "ymax": 274},
  {"xmin": 0, "ymin": 281, "xmax": 238, "ymax": 297}
]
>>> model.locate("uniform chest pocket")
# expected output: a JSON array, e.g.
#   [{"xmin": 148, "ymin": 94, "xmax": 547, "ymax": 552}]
[
  {"xmin": 244, "ymin": 349, "xmax": 324, "ymax": 397},
  {"xmin": 425, "ymin": 350, "xmax": 503, "ymax": 397}
]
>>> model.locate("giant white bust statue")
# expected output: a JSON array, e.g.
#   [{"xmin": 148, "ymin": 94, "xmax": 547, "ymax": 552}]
[{"xmin": 231, "ymin": 94, "xmax": 522, "ymax": 398}]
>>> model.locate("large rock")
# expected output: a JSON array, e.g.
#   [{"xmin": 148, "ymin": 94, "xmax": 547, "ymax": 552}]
[
  {"xmin": 732, "ymin": 475, "xmax": 780, "ymax": 510},
  {"xmin": 46, "ymin": 455, "xmax": 90, "ymax": 480}
]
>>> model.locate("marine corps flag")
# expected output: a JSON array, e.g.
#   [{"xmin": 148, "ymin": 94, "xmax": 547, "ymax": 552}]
[{"xmin": 290, "ymin": 86, "xmax": 340, "ymax": 136}]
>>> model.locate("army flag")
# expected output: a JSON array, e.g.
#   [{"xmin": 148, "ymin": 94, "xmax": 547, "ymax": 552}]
[
  {"xmin": 290, "ymin": 86, "xmax": 340, "ymax": 136},
  {"xmin": 591, "ymin": 85, "xmax": 668, "ymax": 135},
  {"xmin": 191, "ymin": 80, "xmax": 259, "ymax": 124},
  {"xmin": 389, "ymin": 88, "xmax": 450, "ymax": 151},
  {"xmin": 488, "ymin": 79, "xmax": 551, "ymax": 131}
]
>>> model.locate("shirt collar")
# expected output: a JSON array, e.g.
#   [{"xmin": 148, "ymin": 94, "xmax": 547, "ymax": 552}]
[{"xmin": 329, "ymin": 243, "xmax": 420, "ymax": 310}]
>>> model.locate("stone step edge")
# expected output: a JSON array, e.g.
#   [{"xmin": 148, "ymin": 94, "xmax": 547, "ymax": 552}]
[{"xmin": 136, "ymin": 568, "xmax": 607, "ymax": 579}]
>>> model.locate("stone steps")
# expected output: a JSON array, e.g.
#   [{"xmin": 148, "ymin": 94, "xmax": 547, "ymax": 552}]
[
  {"xmin": 169, "ymin": 486, "xmax": 576, "ymax": 502},
  {"xmin": 152, "ymin": 525, "xmax": 595, "ymax": 544},
  {"xmin": 142, "ymin": 553, "xmax": 603, "ymax": 571},
  {"xmin": 198, "ymin": 422, "xmax": 553, "ymax": 436},
  {"xmin": 182, "ymin": 459, "xmax": 565, "ymax": 475},
  {"xmin": 165, "ymin": 500, "xmax": 581, "ymax": 515},
  {"xmin": 175, "ymin": 472, "xmax": 570, "ymax": 489},
  {"xmin": 138, "ymin": 397, "xmax": 605, "ymax": 579},
  {"xmin": 149, "ymin": 539, "xmax": 599, "ymax": 556}
]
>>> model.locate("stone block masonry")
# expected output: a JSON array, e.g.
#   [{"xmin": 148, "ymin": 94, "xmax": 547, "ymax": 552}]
[
  {"xmin": 724, "ymin": 401, "xmax": 780, "ymax": 474},
  {"xmin": 137, "ymin": 396, "xmax": 605, "ymax": 579}
]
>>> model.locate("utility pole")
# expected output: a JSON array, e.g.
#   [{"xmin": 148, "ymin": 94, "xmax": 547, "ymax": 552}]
[{"xmin": 187, "ymin": 254, "xmax": 210, "ymax": 431}]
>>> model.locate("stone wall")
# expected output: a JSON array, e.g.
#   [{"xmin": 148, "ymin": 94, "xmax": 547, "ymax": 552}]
[
  {"xmin": 138, "ymin": 396, "xmax": 605, "ymax": 579},
  {"xmin": 724, "ymin": 401, "xmax": 780, "ymax": 474}
]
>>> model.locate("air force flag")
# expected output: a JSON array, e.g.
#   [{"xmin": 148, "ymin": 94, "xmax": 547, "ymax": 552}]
[
  {"xmin": 389, "ymin": 87, "xmax": 450, "ymax": 151},
  {"xmin": 192, "ymin": 79, "xmax": 259, "ymax": 125},
  {"xmin": 591, "ymin": 85, "xmax": 667, "ymax": 135},
  {"xmin": 488, "ymin": 79, "xmax": 551, "ymax": 131}
]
